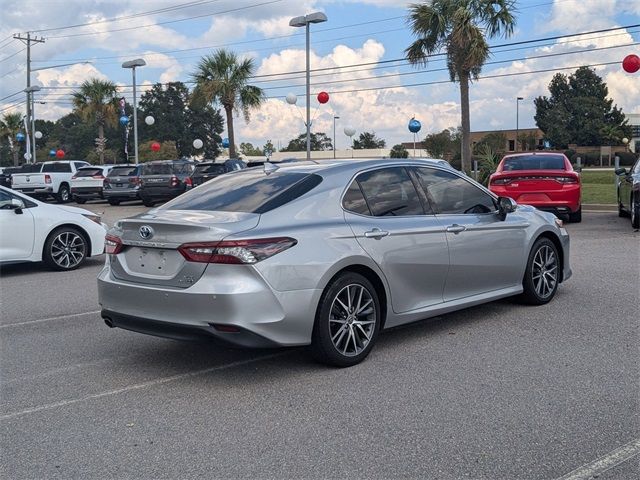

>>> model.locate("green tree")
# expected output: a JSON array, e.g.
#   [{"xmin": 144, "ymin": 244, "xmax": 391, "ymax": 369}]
[
  {"xmin": 406, "ymin": 0, "xmax": 517, "ymax": 172},
  {"xmin": 186, "ymin": 105, "xmax": 223, "ymax": 159},
  {"xmin": 0, "ymin": 112, "xmax": 24, "ymax": 166},
  {"xmin": 390, "ymin": 144, "xmax": 409, "ymax": 158},
  {"xmin": 599, "ymin": 124, "xmax": 625, "ymax": 146},
  {"xmin": 534, "ymin": 66, "xmax": 630, "ymax": 148},
  {"xmin": 517, "ymin": 131, "xmax": 539, "ymax": 151},
  {"xmin": 282, "ymin": 132, "xmax": 333, "ymax": 152},
  {"xmin": 191, "ymin": 49, "xmax": 265, "ymax": 158},
  {"xmin": 71, "ymin": 78, "xmax": 119, "ymax": 164},
  {"xmin": 138, "ymin": 140, "xmax": 179, "ymax": 162},
  {"xmin": 473, "ymin": 132, "xmax": 507, "ymax": 155},
  {"xmin": 423, "ymin": 128, "xmax": 458, "ymax": 158},
  {"xmin": 239, "ymin": 142, "xmax": 263, "ymax": 156},
  {"xmin": 263, "ymin": 140, "xmax": 275, "ymax": 156},
  {"xmin": 353, "ymin": 131, "xmax": 386, "ymax": 149}
]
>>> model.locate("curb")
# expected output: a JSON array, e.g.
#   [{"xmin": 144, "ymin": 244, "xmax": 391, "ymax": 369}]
[{"xmin": 583, "ymin": 204, "xmax": 617, "ymax": 212}]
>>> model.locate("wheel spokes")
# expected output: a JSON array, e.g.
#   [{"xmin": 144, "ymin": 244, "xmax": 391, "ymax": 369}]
[{"xmin": 329, "ymin": 283, "xmax": 376, "ymax": 357}]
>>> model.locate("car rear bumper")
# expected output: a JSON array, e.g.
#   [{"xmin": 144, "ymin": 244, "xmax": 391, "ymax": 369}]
[
  {"xmin": 104, "ymin": 189, "xmax": 140, "ymax": 200},
  {"xmin": 14, "ymin": 186, "xmax": 52, "ymax": 194},
  {"xmin": 97, "ymin": 260, "xmax": 320, "ymax": 347},
  {"xmin": 491, "ymin": 186, "xmax": 581, "ymax": 213},
  {"xmin": 71, "ymin": 186, "xmax": 103, "ymax": 198}
]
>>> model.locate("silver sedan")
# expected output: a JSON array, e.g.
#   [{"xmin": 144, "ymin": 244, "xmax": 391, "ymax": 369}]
[{"xmin": 98, "ymin": 159, "xmax": 571, "ymax": 367}]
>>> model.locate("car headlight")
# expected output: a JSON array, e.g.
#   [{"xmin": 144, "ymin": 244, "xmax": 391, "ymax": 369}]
[
  {"xmin": 82, "ymin": 213, "xmax": 102, "ymax": 225},
  {"xmin": 554, "ymin": 218, "xmax": 564, "ymax": 228}
]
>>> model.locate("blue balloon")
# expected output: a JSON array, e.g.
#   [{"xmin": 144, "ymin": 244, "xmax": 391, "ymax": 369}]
[
  {"xmin": 49, "ymin": 149, "xmax": 57, "ymax": 157},
  {"xmin": 222, "ymin": 138, "xmax": 230, "ymax": 148},
  {"xmin": 16, "ymin": 132, "xmax": 25, "ymax": 142},
  {"xmin": 119, "ymin": 115, "xmax": 129, "ymax": 126},
  {"xmin": 408, "ymin": 119, "xmax": 422, "ymax": 133}
]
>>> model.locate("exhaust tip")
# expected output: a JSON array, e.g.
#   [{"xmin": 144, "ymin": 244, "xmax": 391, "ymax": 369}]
[{"xmin": 103, "ymin": 317, "xmax": 114, "ymax": 328}]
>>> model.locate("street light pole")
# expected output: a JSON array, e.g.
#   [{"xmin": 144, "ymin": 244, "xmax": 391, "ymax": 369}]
[
  {"xmin": 122, "ymin": 59, "xmax": 146, "ymax": 164},
  {"xmin": 24, "ymin": 85, "xmax": 41, "ymax": 163},
  {"xmin": 516, "ymin": 96, "xmax": 523, "ymax": 152},
  {"xmin": 333, "ymin": 115, "xmax": 340, "ymax": 159},
  {"xmin": 290, "ymin": 12, "xmax": 328, "ymax": 161}
]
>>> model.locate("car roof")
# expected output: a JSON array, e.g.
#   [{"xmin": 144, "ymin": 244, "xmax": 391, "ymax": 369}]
[
  {"xmin": 263, "ymin": 158, "xmax": 455, "ymax": 176},
  {"xmin": 502, "ymin": 152, "xmax": 567, "ymax": 158}
]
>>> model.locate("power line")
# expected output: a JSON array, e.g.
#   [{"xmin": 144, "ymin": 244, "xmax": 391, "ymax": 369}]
[
  {"xmin": 0, "ymin": 47, "xmax": 27, "ymax": 63},
  {"xmin": 0, "ymin": 90, "xmax": 24, "ymax": 102}
]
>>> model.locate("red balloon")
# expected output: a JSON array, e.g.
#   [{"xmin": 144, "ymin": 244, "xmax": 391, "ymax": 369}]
[
  {"xmin": 55, "ymin": 149, "xmax": 65, "ymax": 159},
  {"xmin": 622, "ymin": 54, "xmax": 640, "ymax": 73},
  {"xmin": 317, "ymin": 91, "xmax": 329, "ymax": 104},
  {"xmin": 151, "ymin": 142, "xmax": 161, "ymax": 152}
]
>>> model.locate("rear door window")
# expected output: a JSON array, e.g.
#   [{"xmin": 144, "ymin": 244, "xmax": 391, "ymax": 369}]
[
  {"xmin": 75, "ymin": 168, "xmax": 102, "ymax": 177},
  {"xmin": 342, "ymin": 181, "xmax": 371, "ymax": 215},
  {"xmin": 109, "ymin": 166, "xmax": 138, "ymax": 177},
  {"xmin": 355, "ymin": 167, "xmax": 424, "ymax": 217}
]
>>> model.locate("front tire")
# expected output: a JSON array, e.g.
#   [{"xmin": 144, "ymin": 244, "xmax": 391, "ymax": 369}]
[
  {"xmin": 311, "ymin": 273, "xmax": 381, "ymax": 367},
  {"xmin": 56, "ymin": 184, "xmax": 71, "ymax": 203},
  {"xmin": 142, "ymin": 198, "xmax": 155, "ymax": 207},
  {"xmin": 521, "ymin": 238, "xmax": 560, "ymax": 305},
  {"xmin": 43, "ymin": 227, "xmax": 88, "ymax": 271},
  {"xmin": 74, "ymin": 196, "xmax": 86, "ymax": 204},
  {"xmin": 632, "ymin": 193, "xmax": 639, "ymax": 229},
  {"xmin": 108, "ymin": 199, "xmax": 121, "ymax": 206}
]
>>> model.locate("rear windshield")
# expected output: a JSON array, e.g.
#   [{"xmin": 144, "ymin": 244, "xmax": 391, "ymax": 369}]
[
  {"xmin": 194, "ymin": 164, "xmax": 226, "ymax": 175},
  {"xmin": 109, "ymin": 166, "xmax": 138, "ymax": 177},
  {"xmin": 42, "ymin": 162, "xmax": 72, "ymax": 173},
  {"xmin": 502, "ymin": 155, "xmax": 566, "ymax": 171},
  {"xmin": 142, "ymin": 163, "xmax": 173, "ymax": 175},
  {"xmin": 163, "ymin": 170, "xmax": 322, "ymax": 214},
  {"xmin": 75, "ymin": 168, "xmax": 102, "ymax": 177}
]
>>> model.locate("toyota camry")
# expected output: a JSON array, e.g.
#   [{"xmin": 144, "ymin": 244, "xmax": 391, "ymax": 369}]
[{"xmin": 98, "ymin": 159, "xmax": 571, "ymax": 367}]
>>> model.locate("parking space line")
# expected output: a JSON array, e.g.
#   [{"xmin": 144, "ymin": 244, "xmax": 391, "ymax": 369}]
[
  {"xmin": 0, "ymin": 351, "xmax": 289, "ymax": 421},
  {"xmin": 0, "ymin": 310, "xmax": 101, "ymax": 329},
  {"xmin": 555, "ymin": 438, "xmax": 640, "ymax": 480}
]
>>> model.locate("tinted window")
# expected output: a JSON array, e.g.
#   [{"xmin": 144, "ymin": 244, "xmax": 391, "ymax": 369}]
[
  {"xmin": 163, "ymin": 171, "xmax": 321, "ymax": 214},
  {"xmin": 356, "ymin": 167, "xmax": 424, "ymax": 217},
  {"xmin": 416, "ymin": 168, "xmax": 496, "ymax": 214},
  {"xmin": 42, "ymin": 162, "xmax": 71, "ymax": 173},
  {"xmin": 20, "ymin": 164, "xmax": 42, "ymax": 173},
  {"xmin": 502, "ymin": 155, "xmax": 566, "ymax": 171},
  {"xmin": 142, "ymin": 163, "xmax": 173, "ymax": 175},
  {"xmin": 194, "ymin": 164, "xmax": 226, "ymax": 175},
  {"xmin": 74, "ymin": 162, "xmax": 89, "ymax": 170},
  {"xmin": 75, "ymin": 168, "xmax": 102, "ymax": 177},
  {"xmin": 174, "ymin": 163, "xmax": 193, "ymax": 175},
  {"xmin": 342, "ymin": 181, "xmax": 371, "ymax": 215},
  {"xmin": 0, "ymin": 189, "xmax": 36, "ymax": 209},
  {"xmin": 109, "ymin": 166, "xmax": 139, "ymax": 177}
]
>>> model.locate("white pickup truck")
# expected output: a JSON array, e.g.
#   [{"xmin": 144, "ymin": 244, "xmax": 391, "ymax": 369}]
[{"xmin": 11, "ymin": 160, "xmax": 90, "ymax": 203}]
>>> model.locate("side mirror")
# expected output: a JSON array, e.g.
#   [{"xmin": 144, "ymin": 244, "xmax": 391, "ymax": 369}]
[
  {"xmin": 10, "ymin": 198, "xmax": 25, "ymax": 214},
  {"xmin": 497, "ymin": 196, "xmax": 517, "ymax": 221},
  {"xmin": 574, "ymin": 166, "xmax": 582, "ymax": 173},
  {"xmin": 614, "ymin": 168, "xmax": 628, "ymax": 176}
]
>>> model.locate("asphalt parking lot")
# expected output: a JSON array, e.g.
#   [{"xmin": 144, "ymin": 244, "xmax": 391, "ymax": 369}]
[{"xmin": 1, "ymin": 205, "xmax": 638, "ymax": 479}]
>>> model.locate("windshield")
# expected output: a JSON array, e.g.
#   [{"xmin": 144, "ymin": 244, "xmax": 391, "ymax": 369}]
[
  {"xmin": 75, "ymin": 168, "xmax": 103, "ymax": 177},
  {"xmin": 109, "ymin": 166, "xmax": 138, "ymax": 177},
  {"xmin": 163, "ymin": 170, "xmax": 322, "ymax": 214},
  {"xmin": 502, "ymin": 155, "xmax": 566, "ymax": 171}
]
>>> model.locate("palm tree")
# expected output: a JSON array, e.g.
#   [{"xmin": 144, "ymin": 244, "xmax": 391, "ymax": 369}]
[
  {"xmin": 191, "ymin": 49, "xmax": 264, "ymax": 158},
  {"xmin": 406, "ymin": 0, "xmax": 517, "ymax": 172},
  {"xmin": 71, "ymin": 78, "xmax": 118, "ymax": 164},
  {"xmin": 0, "ymin": 112, "xmax": 23, "ymax": 166}
]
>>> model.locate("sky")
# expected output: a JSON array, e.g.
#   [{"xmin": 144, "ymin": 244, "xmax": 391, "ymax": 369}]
[{"xmin": 1, "ymin": 0, "xmax": 639, "ymax": 150}]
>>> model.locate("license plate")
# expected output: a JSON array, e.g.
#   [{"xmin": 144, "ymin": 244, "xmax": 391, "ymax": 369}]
[
  {"xmin": 147, "ymin": 178, "xmax": 164, "ymax": 183},
  {"xmin": 138, "ymin": 249, "xmax": 168, "ymax": 272},
  {"xmin": 116, "ymin": 183, "xmax": 123, "ymax": 187}
]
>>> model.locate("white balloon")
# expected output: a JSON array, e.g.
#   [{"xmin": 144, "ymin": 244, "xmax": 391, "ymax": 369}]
[
  {"xmin": 145, "ymin": 115, "xmax": 155, "ymax": 126},
  {"xmin": 193, "ymin": 139, "xmax": 203, "ymax": 149},
  {"xmin": 24, "ymin": 152, "xmax": 32, "ymax": 160},
  {"xmin": 344, "ymin": 126, "xmax": 356, "ymax": 137},
  {"xmin": 285, "ymin": 93, "xmax": 297, "ymax": 105},
  {"xmin": 34, "ymin": 131, "xmax": 43, "ymax": 139}
]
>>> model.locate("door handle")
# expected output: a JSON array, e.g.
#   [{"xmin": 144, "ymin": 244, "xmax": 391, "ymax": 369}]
[
  {"xmin": 364, "ymin": 228, "xmax": 389, "ymax": 239},
  {"xmin": 446, "ymin": 224, "xmax": 467, "ymax": 234}
]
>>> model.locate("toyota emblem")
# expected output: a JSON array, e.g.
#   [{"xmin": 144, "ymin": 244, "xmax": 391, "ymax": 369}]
[{"xmin": 139, "ymin": 225, "xmax": 154, "ymax": 239}]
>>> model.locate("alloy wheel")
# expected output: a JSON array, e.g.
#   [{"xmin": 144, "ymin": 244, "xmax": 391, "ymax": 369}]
[
  {"xmin": 329, "ymin": 284, "xmax": 377, "ymax": 357},
  {"xmin": 51, "ymin": 231, "xmax": 86, "ymax": 269},
  {"xmin": 531, "ymin": 244, "xmax": 558, "ymax": 299}
]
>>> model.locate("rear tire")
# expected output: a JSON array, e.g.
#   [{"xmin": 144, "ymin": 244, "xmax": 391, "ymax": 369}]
[
  {"xmin": 56, "ymin": 184, "xmax": 71, "ymax": 203},
  {"xmin": 108, "ymin": 199, "xmax": 121, "ymax": 206},
  {"xmin": 142, "ymin": 198, "xmax": 155, "ymax": 207},
  {"xmin": 75, "ymin": 197, "xmax": 86, "ymax": 204},
  {"xmin": 43, "ymin": 227, "xmax": 88, "ymax": 271},
  {"xmin": 632, "ymin": 194, "xmax": 639, "ymax": 229},
  {"xmin": 310, "ymin": 272, "xmax": 381, "ymax": 367},
  {"xmin": 520, "ymin": 237, "xmax": 560, "ymax": 305},
  {"xmin": 568, "ymin": 207, "xmax": 581, "ymax": 223},
  {"xmin": 618, "ymin": 189, "xmax": 628, "ymax": 217}
]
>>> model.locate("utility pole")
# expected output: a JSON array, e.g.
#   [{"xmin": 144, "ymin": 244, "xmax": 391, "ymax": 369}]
[{"xmin": 14, "ymin": 32, "xmax": 45, "ymax": 163}]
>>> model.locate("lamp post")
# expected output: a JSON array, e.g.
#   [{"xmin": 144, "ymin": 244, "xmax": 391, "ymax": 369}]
[
  {"xmin": 24, "ymin": 85, "xmax": 41, "ymax": 163},
  {"xmin": 289, "ymin": 12, "xmax": 328, "ymax": 161},
  {"xmin": 516, "ymin": 96, "xmax": 523, "ymax": 152},
  {"xmin": 333, "ymin": 115, "xmax": 340, "ymax": 159},
  {"xmin": 122, "ymin": 58, "xmax": 146, "ymax": 164}
]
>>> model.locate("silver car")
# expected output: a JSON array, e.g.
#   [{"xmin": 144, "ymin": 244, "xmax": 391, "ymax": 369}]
[{"xmin": 98, "ymin": 159, "xmax": 571, "ymax": 367}]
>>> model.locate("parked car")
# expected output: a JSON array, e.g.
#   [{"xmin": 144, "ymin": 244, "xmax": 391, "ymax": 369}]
[
  {"xmin": 138, "ymin": 159, "xmax": 194, "ymax": 207},
  {"xmin": 70, "ymin": 165, "xmax": 114, "ymax": 203},
  {"xmin": 103, "ymin": 164, "xmax": 143, "ymax": 206},
  {"xmin": 11, "ymin": 160, "xmax": 90, "ymax": 203},
  {"xmin": 0, "ymin": 163, "xmax": 43, "ymax": 189},
  {"xmin": 489, "ymin": 152, "xmax": 582, "ymax": 222},
  {"xmin": 98, "ymin": 159, "xmax": 571, "ymax": 367},
  {"xmin": 0, "ymin": 185, "xmax": 106, "ymax": 270},
  {"xmin": 190, "ymin": 159, "xmax": 246, "ymax": 187},
  {"xmin": 616, "ymin": 158, "xmax": 640, "ymax": 229}
]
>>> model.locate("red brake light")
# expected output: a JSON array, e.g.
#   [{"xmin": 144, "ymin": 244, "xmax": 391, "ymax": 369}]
[
  {"xmin": 105, "ymin": 234, "xmax": 123, "ymax": 255},
  {"xmin": 45, "ymin": 174, "xmax": 52, "ymax": 184},
  {"xmin": 178, "ymin": 237, "xmax": 297, "ymax": 264},
  {"xmin": 185, "ymin": 177, "xmax": 192, "ymax": 187},
  {"xmin": 104, "ymin": 178, "xmax": 110, "ymax": 184},
  {"xmin": 170, "ymin": 175, "xmax": 179, "ymax": 187},
  {"xmin": 92, "ymin": 174, "xmax": 105, "ymax": 179},
  {"xmin": 491, "ymin": 177, "xmax": 512, "ymax": 185}
]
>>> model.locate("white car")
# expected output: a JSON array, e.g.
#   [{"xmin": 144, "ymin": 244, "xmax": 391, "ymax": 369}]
[
  {"xmin": 70, "ymin": 165, "xmax": 114, "ymax": 204},
  {"xmin": 0, "ymin": 186, "xmax": 107, "ymax": 270}
]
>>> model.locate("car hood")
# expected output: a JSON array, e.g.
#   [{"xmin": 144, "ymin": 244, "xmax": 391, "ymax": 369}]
[{"xmin": 57, "ymin": 205, "xmax": 97, "ymax": 216}]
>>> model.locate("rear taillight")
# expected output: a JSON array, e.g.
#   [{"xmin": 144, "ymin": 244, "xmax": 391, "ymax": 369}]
[
  {"xmin": 491, "ymin": 177, "xmax": 512, "ymax": 185},
  {"xmin": 71, "ymin": 174, "xmax": 78, "ymax": 180},
  {"xmin": 185, "ymin": 177, "xmax": 192, "ymax": 187},
  {"xmin": 92, "ymin": 174, "xmax": 105, "ymax": 179},
  {"xmin": 556, "ymin": 176, "xmax": 579, "ymax": 184},
  {"xmin": 45, "ymin": 174, "xmax": 52, "ymax": 184},
  {"xmin": 170, "ymin": 175, "xmax": 179, "ymax": 187},
  {"xmin": 104, "ymin": 178, "xmax": 110, "ymax": 185},
  {"xmin": 129, "ymin": 177, "xmax": 141, "ymax": 185},
  {"xmin": 105, "ymin": 234, "xmax": 124, "ymax": 255},
  {"xmin": 178, "ymin": 237, "xmax": 297, "ymax": 264}
]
